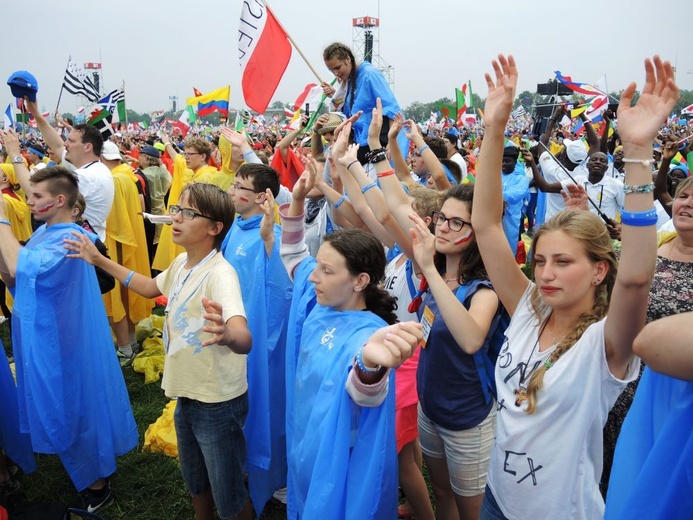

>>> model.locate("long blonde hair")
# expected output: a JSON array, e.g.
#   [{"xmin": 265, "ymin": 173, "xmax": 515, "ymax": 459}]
[{"xmin": 525, "ymin": 211, "xmax": 617, "ymax": 414}]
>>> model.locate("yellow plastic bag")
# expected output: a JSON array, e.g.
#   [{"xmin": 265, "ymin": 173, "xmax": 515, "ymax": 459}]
[
  {"xmin": 143, "ymin": 400, "xmax": 178, "ymax": 458},
  {"xmin": 132, "ymin": 336, "xmax": 165, "ymax": 384}
]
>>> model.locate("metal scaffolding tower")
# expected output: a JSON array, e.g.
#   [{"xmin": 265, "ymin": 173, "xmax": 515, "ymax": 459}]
[{"xmin": 352, "ymin": 16, "xmax": 395, "ymax": 92}]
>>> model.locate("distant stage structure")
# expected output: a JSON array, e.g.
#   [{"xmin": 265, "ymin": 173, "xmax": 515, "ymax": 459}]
[{"xmin": 352, "ymin": 16, "xmax": 395, "ymax": 93}]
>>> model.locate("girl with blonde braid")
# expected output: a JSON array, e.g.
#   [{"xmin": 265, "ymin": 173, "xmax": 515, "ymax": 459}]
[{"xmin": 471, "ymin": 54, "xmax": 679, "ymax": 520}]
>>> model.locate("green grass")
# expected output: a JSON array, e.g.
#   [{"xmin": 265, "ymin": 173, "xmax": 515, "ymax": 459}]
[{"xmin": 1, "ymin": 319, "xmax": 287, "ymax": 519}]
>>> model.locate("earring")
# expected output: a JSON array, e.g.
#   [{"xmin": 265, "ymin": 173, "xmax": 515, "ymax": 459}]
[{"xmin": 593, "ymin": 279, "xmax": 601, "ymax": 285}]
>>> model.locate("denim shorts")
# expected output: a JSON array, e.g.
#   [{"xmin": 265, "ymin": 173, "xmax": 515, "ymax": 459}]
[
  {"xmin": 479, "ymin": 485, "xmax": 509, "ymax": 520},
  {"xmin": 418, "ymin": 404, "xmax": 496, "ymax": 497},
  {"xmin": 174, "ymin": 393, "xmax": 249, "ymax": 519}
]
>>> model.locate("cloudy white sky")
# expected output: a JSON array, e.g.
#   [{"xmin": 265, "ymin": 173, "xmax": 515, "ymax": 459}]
[{"xmin": 3, "ymin": 0, "xmax": 692, "ymax": 116}]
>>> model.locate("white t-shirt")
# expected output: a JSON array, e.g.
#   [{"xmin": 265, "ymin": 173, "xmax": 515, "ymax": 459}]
[
  {"xmin": 538, "ymin": 151, "xmax": 572, "ymax": 220},
  {"xmin": 560, "ymin": 174, "xmax": 625, "ymax": 220},
  {"xmin": 384, "ymin": 254, "xmax": 418, "ymax": 323},
  {"xmin": 487, "ymin": 283, "xmax": 640, "ymax": 520},
  {"xmin": 450, "ymin": 152, "xmax": 469, "ymax": 179},
  {"xmin": 156, "ymin": 251, "xmax": 248, "ymax": 403},
  {"xmin": 75, "ymin": 160, "xmax": 114, "ymax": 241}
]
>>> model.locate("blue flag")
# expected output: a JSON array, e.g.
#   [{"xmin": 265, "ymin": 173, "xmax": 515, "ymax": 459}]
[{"xmin": 4, "ymin": 103, "xmax": 14, "ymax": 129}]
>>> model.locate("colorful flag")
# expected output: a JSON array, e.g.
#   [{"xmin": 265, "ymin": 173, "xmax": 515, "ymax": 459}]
[
  {"xmin": 456, "ymin": 81, "xmax": 473, "ymax": 124},
  {"xmin": 238, "ymin": 0, "xmax": 292, "ymax": 113},
  {"xmin": 4, "ymin": 104, "xmax": 14, "ymax": 129},
  {"xmin": 554, "ymin": 71, "xmax": 602, "ymax": 97},
  {"xmin": 511, "ymin": 105, "xmax": 526, "ymax": 120},
  {"xmin": 62, "ymin": 59, "xmax": 100, "ymax": 102},
  {"xmin": 437, "ymin": 102, "xmax": 456, "ymax": 121},
  {"xmin": 283, "ymin": 107, "xmax": 302, "ymax": 130},
  {"xmin": 184, "ymin": 104, "xmax": 198, "ymax": 124},
  {"xmin": 193, "ymin": 87, "xmax": 203, "ymax": 98},
  {"xmin": 97, "ymin": 88, "xmax": 126, "ymax": 122},
  {"xmin": 186, "ymin": 86, "xmax": 230, "ymax": 117},
  {"xmin": 293, "ymin": 83, "xmax": 323, "ymax": 111},
  {"xmin": 86, "ymin": 105, "xmax": 114, "ymax": 140},
  {"xmin": 682, "ymin": 104, "xmax": 693, "ymax": 116}
]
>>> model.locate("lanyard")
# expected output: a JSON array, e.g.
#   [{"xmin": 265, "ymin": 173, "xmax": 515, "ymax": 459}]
[
  {"xmin": 165, "ymin": 249, "xmax": 217, "ymax": 316},
  {"xmin": 584, "ymin": 181, "xmax": 604, "ymax": 209},
  {"xmin": 405, "ymin": 259, "xmax": 417, "ymax": 299}
]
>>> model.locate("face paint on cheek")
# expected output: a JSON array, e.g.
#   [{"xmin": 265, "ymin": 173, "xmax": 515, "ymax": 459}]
[
  {"xmin": 37, "ymin": 202, "xmax": 56, "ymax": 213},
  {"xmin": 453, "ymin": 228, "xmax": 473, "ymax": 245},
  {"xmin": 239, "ymin": 196, "xmax": 249, "ymax": 203}
]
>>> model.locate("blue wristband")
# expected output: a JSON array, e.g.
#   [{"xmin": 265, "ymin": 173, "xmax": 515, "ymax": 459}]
[
  {"xmin": 355, "ymin": 344, "xmax": 382, "ymax": 374},
  {"xmin": 0, "ymin": 219, "xmax": 10, "ymax": 227},
  {"xmin": 620, "ymin": 207, "xmax": 658, "ymax": 227},
  {"xmin": 361, "ymin": 182, "xmax": 377, "ymax": 194},
  {"xmin": 123, "ymin": 270, "xmax": 135, "ymax": 288},
  {"xmin": 242, "ymin": 150, "xmax": 254, "ymax": 158},
  {"xmin": 334, "ymin": 195, "xmax": 346, "ymax": 209},
  {"xmin": 418, "ymin": 145, "xmax": 430, "ymax": 154}
]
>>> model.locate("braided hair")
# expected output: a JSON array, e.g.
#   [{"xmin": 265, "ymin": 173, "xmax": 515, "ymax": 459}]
[
  {"xmin": 524, "ymin": 211, "xmax": 617, "ymax": 414},
  {"xmin": 323, "ymin": 43, "xmax": 358, "ymax": 113}
]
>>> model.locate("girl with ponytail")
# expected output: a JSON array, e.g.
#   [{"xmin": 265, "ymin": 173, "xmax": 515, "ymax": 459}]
[
  {"xmin": 322, "ymin": 42, "xmax": 400, "ymax": 164},
  {"xmin": 471, "ymin": 54, "xmax": 678, "ymax": 520},
  {"xmin": 261, "ymin": 158, "xmax": 423, "ymax": 520}
]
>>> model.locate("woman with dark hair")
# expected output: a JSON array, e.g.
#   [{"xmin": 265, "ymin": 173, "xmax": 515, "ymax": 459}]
[
  {"xmin": 322, "ymin": 42, "xmax": 401, "ymax": 163},
  {"xmin": 260, "ymin": 161, "xmax": 422, "ymax": 520},
  {"xmin": 407, "ymin": 184, "xmax": 506, "ymax": 520}
]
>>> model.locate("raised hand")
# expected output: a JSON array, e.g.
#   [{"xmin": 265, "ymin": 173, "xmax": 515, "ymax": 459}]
[
  {"xmin": 387, "ymin": 112, "xmax": 404, "ymax": 142},
  {"xmin": 259, "ymin": 188, "xmax": 276, "ymax": 244},
  {"xmin": 292, "ymin": 164, "xmax": 316, "ymax": 202},
  {"xmin": 368, "ymin": 98, "xmax": 384, "ymax": 146},
  {"xmin": 337, "ymin": 143, "xmax": 360, "ymax": 168},
  {"xmin": 617, "ymin": 56, "xmax": 679, "ymax": 149},
  {"xmin": 408, "ymin": 212, "xmax": 436, "ymax": 275},
  {"xmin": 560, "ymin": 183, "xmax": 589, "ymax": 212},
  {"xmin": 331, "ymin": 121, "xmax": 352, "ymax": 160},
  {"xmin": 483, "ymin": 54, "xmax": 518, "ymax": 129},
  {"xmin": 220, "ymin": 127, "xmax": 248, "ymax": 148}
]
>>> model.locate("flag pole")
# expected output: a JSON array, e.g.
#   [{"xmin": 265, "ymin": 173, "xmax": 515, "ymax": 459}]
[
  {"xmin": 262, "ymin": 0, "xmax": 326, "ymax": 85},
  {"xmin": 55, "ymin": 56, "xmax": 71, "ymax": 114},
  {"xmin": 123, "ymin": 80, "xmax": 128, "ymax": 129}
]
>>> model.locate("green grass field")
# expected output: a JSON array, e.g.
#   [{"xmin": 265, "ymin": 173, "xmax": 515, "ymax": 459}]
[{"xmin": 1, "ymin": 319, "xmax": 288, "ymax": 519}]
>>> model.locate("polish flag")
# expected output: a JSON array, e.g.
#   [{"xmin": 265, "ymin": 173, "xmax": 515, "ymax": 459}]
[
  {"xmin": 293, "ymin": 83, "xmax": 323, "ymax": 111},
  {"xmin": 238, "ymin": 0, "xmax": 292, "ymax": 113}
]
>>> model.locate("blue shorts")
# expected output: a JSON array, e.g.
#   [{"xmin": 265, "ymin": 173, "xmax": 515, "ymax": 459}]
[{"xmin": 174, "ymin": 393, "xmax": 249, "ymax": 518}]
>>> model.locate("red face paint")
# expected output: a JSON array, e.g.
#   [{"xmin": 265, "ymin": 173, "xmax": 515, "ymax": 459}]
[
  {"xmin": 37, "ymin": 202, "xmax": 55, "ymax": 214},
  {"xmin": 239, "ymin": 196, "xmax": 249, "ymax": 203},
  {"xmin": 453, "ymin": 228, "xmax": 473, "ymax": 245}
]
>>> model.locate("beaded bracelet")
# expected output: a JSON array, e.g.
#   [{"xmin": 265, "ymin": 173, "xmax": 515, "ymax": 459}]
[
  {"xmin": 355, "ymin": 344, "xmax": 382, "ymax": 374},
  {"xmin": 622, "ymin": 158, "xmax": 654, "ymax": 167},
  {"xmin": 334, "ymin": 195, "xmax": 346, "ymax": 209},
  {"xmin": 369, "ymin": 151, "xmax": 388, "ymax": 164},
  {"xmin": 361, "ymin": 182, "xmax": 378, "ymax": 194},
  {"xmin": 0, "ymin": 219, "xmax": 10, "ymax": 227},
  {"xmin": 365, "ymin": 147, "xmax": 386, "ymax": 162},
  {"xmin": 123, "ymin": 270, "xmax": 136, "ymax": 288},
  {"xmin": 620, "ymin": 207, "xmax": 658, "ymax": 227},
  {"xmin": 418, "ymin": 145, "xmax": 430, "ymax": 154},
  {"xmin": 346, "ymin": 160, "xmax": 359, "ymax": 171},
  {"xmin": 624, "ymin": 182, "xmax": 655, "ymax": 194},
  {"xmin": 377, "ymin": 169, "xmax": 396, "ymax": 178}
]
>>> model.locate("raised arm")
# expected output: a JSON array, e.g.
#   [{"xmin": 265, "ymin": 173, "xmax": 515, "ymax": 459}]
[
  {"xmin": 605, "ymin": 55, "xmax": 680, "ymax": 379},
  {"xmin": 276, "ymin": 115, "xmax": 308, "ymax": 161},
  {"xmin": 470, "ymin": 54, "xmax": 530, "ymax": 316},
  {"xmin": 599, "ymin": 110, "xmax": 613, "ymax": 154},
  {"xmin": 0, "ymin": 197, "xmax": 21, "ymax": 284},
  {"xmin": 653, "ymin": 140, "xmax": 676, "ymax": 215},
  {"xmin": 404, "ymin": 121, "xmax": 451, "ymax": 191},
  {"xmin": 522, "ymin": 148, "xmax": 562, "ymax": 193},
  {"xmin": 25, "ymin": 98, "xmax": 65, "ymax": 158},
  {"xmin": 311, "ymin": 114, "xmax": 329, "ymax": 158},
  {"xmin": 578, "ymin": 111, "xmax": 600, "ymax": 154},
  {"xmin": 1, "ymin": 129, "xmax": 32, "ymax": 196},
  {"xmin": 387, "ymin": 113, "xmax": 413, "ymax": 183},
  {"xmin": 540, "ymin": 105, "xmax": 566, "ymax": 147}
]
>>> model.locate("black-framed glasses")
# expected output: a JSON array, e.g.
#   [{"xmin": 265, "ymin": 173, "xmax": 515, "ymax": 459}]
[
  {"xmin": 231, "ymin": 183, "xmax": 257, "ymax": 193},
  {"xmin": 182, "ymin": 151, "xmax": 202, "ymax": 156},
  {"xmin": 169, "ymin": 205, "xmax": 215, "ymax": 221},
  {"xmin": 432, "ymin": 211, "xmax": 471, "ymax": 232}
]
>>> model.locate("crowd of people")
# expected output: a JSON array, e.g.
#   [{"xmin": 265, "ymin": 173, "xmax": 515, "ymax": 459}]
[{"xmin": 0, "ymin": 44, "xmax": 691, "ymax": 520}]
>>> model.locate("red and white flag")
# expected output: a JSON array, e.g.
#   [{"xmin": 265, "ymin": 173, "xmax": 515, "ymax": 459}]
[
  {"xmin": 293, "ymin": 83, "xmax": 323, "ymax": 111},
  {"xmin": 682, "ymin": 104, "xmax": 693, "ymax": 116},
  {"xmin": 238, "ymin": 0, "xmax": 292, "ymax": 113}
]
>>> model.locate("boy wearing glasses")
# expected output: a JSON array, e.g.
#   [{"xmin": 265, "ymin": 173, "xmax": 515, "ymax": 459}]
[
  {"xmin": 222, "ymin": 163, "xmax": 294, "ymax": 515},
  {"xmin": 66, "ymin": 183, "xmax": 254, "ymax": 520}
]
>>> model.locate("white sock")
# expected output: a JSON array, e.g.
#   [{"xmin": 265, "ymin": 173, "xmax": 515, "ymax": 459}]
[{"xmin": 118, "ymin": 344, "xmax": 133, "ymax": 357}]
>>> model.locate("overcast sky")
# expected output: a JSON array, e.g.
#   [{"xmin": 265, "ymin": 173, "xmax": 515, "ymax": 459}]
[{"xmin": 4, "ymin": 0, "xmax": 692, "ymax": 117}]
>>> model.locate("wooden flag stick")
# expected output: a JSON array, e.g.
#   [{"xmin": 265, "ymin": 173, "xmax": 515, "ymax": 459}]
[{"xmin": 262, "ymin": 0, "xmax": 326, "ymax": 85}]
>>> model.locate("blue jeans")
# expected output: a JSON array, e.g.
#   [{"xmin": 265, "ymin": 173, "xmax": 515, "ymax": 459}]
[
  {"xmin": 479, "ymin": 485, "xmax": 509, "ymax": 520},
  {"xmin": 174, "ymin": 393, "xmax": 249, "ymax": 519}
]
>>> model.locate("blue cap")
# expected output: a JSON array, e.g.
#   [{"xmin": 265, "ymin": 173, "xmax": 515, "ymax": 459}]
[{"xmin": 7, "ymin": 71, "xmax": 38, "ymax": 102}]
